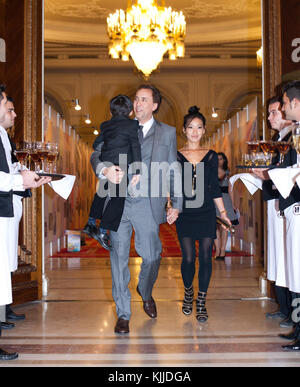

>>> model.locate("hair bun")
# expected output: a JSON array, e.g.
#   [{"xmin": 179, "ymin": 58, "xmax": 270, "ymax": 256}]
[{"xmin": 188, "ymin": 105, "xmax": 200, "ymax": 115}]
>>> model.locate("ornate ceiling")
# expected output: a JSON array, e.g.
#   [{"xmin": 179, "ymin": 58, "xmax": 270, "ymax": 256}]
[
  {"xmin": 44, "ymin": 0, "xmax": 262, "ymax": 45},
  {"xmin": 45, "ymin": 0, "xmax": 260, "ymax": 22},
  {"xmin": 44, "ymin": 1, "xmax": 262, "ymax": 142}
]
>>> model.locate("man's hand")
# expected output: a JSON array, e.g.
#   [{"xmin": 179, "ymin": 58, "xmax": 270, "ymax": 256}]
[
  {"xmin": 130, "ymin": 174, "xmax": 140, "ymax": 187},
  {"xmin": 102, "ymin": 165, "xmax": 125, "ymax": 184},
  {"xmin": 167, "ymin": 208, "xmax": 179, "ymax": 225},
  {"xmin": 20, "ymin": 170, "xmax": 51, "ymax": 189},
  {"xmin": 251, "ymin": 168, "xmax": 270, "ymax": 180}
]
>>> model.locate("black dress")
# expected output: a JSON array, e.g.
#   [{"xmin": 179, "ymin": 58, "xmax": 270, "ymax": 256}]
[{"xmin": 175, "ymin": 149, "xmax": 222, "ymax": 239}]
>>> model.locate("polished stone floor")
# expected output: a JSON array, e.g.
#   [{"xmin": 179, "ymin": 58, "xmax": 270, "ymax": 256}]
[{"xmin": 1, "ymin": 254, "xmax": 300, "ymax": 367}]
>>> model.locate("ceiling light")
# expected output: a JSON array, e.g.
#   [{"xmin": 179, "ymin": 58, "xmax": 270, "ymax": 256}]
[
  {"xmin": 74, "ymin": 99, "xmax": 81, "ymax": 111},
  {"xmin": 107, "ymin": 0, "xmax": 186, "ymax": 78},
  {"xmin": 93, "ymin": 129, "xmax": 99, "ymax": 135},
  {"xmin": 212, "ymin": 107, "xmax": 218, "ymax": 118},
  {"xmin": 85, "ymin": 114, "xmax": 91, "ymax": 125}
]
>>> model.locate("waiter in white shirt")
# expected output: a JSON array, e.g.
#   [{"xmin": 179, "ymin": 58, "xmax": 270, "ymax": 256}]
[
  {"xmin": 253, "ymin": 81, "xmax": 300, "ymax": 352},
  {"xmin": 0, "ymin": 84, "xmax": 51, "ymax": 361},
  {"xmin": 0, "ymin": 96, "xmax": 33, "ymax": 327},
  {"xmin": 263, "ymin": 96, "xmax": 294, "ymax": 327}
]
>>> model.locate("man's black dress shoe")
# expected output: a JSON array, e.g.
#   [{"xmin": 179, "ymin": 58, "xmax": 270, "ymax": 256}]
[
  {"xmin": 265, "ymin": 311, "xmax": 286, "ymax": 320},
  {"xmin": 282, "ymin": 339, "xmax": 300, "ymax": 351},
  {"xmin": 279, "ymin": 330, "xmax": 298, "ymax": 341},
  {"xmin": 114, "ymin": 318, "xmax": 129, "ymax": 334},
  {"xmin": 0, "ymin": 348, "xmax": 18, "ymax": 361},
  {"xmin": 1, "ymin": 321, "xmax": 15, "ymax": 330},
  {"xmin": 6, "ymin": 306, "xmax": 25, "ymax": 321},
  {"xmin": 82, "ymin": 223, "xmax": 97, "ymax": 238},
  {"xmin": 279, "ymin": 326, "xmax": 300, "ymax": 341},
  {"xmin": 136, "ymin": 286, "xmax": 157, "ymax": 319},
  {"xmin": 280, "ymin": 316, "xmax": 295, "ymax": 328},
  {"xmin": 94, "ymin": 230, "xmax": 112, "ymax": 251}
]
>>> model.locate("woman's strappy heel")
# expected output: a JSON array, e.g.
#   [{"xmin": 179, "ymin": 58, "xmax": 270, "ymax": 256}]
[
  {"xmin": 182, "ymin": 285, "xmax": 194, "ymax": 315},
  {"xmin": 196, "ymin": 291, "xmax": 208, "ymax": 322}
]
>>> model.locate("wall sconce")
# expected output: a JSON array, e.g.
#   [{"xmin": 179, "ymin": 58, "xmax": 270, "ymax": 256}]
[
  {"xmin": 73, "ymin": 99, "xmax": 81, "ymax": 111},
  {"xmin": 256, "ymin": 46, "xmax": 263, "ymax": 68},
  {"xmin": 85, "ymin": 114, "xmax": 91, "ymax": 124}
]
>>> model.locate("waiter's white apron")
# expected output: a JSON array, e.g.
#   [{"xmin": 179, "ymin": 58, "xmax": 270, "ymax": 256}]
[
  {"xmin": 267, "ymin": 199, "xmax": 288, "ymax": 288},
  {"xmin": 0, "ymin": 217, "xmax": 13, "ymax": 306},
  {"xmin": 7, "ymin": 195, "xmax": 23, "ymax": 272},
  {"xmin": 284, "ymin": 202, "xmax": 300, "ymax": 293}
]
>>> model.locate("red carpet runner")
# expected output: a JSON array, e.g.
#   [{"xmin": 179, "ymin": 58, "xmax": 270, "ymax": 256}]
[{"xmin": 50, "ymin": 223, "xmax": 252, "ymax": 259}]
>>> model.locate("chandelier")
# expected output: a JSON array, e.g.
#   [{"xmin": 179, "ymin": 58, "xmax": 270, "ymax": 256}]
[{"xmin": 107, "ymin": 0, "xmax": 186, "ymax": 78}]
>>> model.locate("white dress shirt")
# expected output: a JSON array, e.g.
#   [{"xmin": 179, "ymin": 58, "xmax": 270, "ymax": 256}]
[
  {"xmin": 0, "ymin": 125, "xmax": 24, "ymax": 192},
  {"xmin": 139, "ymin": 116, "xmax": 154, "ymax": 138},
  {"xmin": 278, "ymin": 124, "xmax": 294, "ymax": 141}
]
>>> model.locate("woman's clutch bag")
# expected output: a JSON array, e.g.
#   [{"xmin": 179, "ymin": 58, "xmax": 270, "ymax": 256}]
[{"xmin": 216, "ymin": 216, "xmax": 235, "ymax": 233}]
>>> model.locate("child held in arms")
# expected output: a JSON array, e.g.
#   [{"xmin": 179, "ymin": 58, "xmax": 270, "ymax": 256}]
[{"xmin": 83, "ymin": 94, "xmax": 141, "ymax": 250}]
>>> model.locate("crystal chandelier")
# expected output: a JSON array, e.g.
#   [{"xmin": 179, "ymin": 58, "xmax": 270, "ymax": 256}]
[{"xmin": 107, "ymin": 0, "xmax": 186, "ymax": 78}]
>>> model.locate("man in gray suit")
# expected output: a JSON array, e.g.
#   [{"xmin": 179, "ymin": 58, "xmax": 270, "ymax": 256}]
[{"xmin": 91, "ymin": 84, "xmax": 182, "ymax": 334}]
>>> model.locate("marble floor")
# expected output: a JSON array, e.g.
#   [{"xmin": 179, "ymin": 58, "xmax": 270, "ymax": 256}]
[{"xmin": 1, "ymin": 254, "xmax": 300, "ymax": 367}]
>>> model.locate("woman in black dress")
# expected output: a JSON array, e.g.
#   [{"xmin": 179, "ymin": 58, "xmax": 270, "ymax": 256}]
[{"xmin": 176, "ymin": 106, "xmax": 231, "ymax": 322}]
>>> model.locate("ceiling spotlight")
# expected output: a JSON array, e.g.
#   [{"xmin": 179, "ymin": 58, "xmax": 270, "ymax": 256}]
[
  {"xmin": 85, "ymin": 114, "xmax": 91, "ymax": 125},
  {"xmin": 73, "ymin": 99, "xmax": 81, "ymax": 111},
  {"xmin": 212, "ymin": 107, "xmax": 218, "ymax": 118},
  {"xmin": 93, "ymin": 129, "xmax": 99, "ymax": 136}
]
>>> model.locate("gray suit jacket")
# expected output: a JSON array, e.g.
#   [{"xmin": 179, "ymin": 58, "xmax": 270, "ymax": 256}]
[{"xmin": 90, "ymin": 119, "xmax": 183, "ymax": 225}]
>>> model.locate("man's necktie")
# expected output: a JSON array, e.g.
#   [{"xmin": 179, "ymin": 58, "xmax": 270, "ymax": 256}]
[{"xmin": 138, "ymin": 125, "xmax": 144, "ymax": 144}]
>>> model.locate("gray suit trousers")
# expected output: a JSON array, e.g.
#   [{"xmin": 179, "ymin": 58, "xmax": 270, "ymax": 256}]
[{"xmin": 109, "ymin": 196, "xmax": 162, "ymax": 320}]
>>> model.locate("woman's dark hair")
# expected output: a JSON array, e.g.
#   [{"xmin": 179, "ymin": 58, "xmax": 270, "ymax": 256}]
[
  {"xmin": 183, "ymin": 106, "xmax": 206, "ymax": 128},
  {"xmin": 110, "ymin": 94, "xmax": 133, "ymax": 117},
  {"xmin": 217, "ymin": 152, "xmax": 229, "ymax": 171}
]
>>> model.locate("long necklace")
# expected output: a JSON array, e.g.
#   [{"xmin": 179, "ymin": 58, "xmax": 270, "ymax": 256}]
[
  {"xmin": 182, "ymin": 146, "xmax": 205, "ymax": 197},
  {"xmin": 192, "ymin": 163, "xmax": 196, "ymax": 196}
]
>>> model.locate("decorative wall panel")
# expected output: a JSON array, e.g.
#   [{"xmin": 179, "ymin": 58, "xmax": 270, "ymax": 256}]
[{"xmin": 43, "ymin": 103, "xmax": 97, "ymax": 258}]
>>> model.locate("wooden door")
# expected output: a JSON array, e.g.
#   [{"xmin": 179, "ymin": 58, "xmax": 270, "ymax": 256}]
[{"xmin": 0, "ymin": 0, "xmax": 43, "ymax": 304}]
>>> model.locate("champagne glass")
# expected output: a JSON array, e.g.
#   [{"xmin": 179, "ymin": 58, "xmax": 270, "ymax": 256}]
[
  {"xmin": 45, "ymin": 142, "xmax": 58, "ymax": 173},
  {"xmin": 30, "ymin": 142, "xmax": 42, "ymax": 172},
  {"xmin": 51, "ymin": 143, "xmax": 59, "ymax": 173},
  {"xmin": 268, "ymin": 141, "xmax": 278, "ymax": 156},
  {"xmin": 15, "ymin": 142, "xmax": 29, "ymax": 167},
  {"xmin": 292, "ymin": 126, "xmax": 300, "ymax": 167},
  {"xmin": 25, "ymin": 142, "xmax": 33, "ymax": 169},
  {"xmin": 253, "ymin": 152, "xmax": 265, "ymax": 166},
  {"xmin": 275, "ymin": 141, "xmax": 291, "ymax": 164},
  {"xmin": 259, "ymin": 140, "xmax": 273, "ymax": 166},
  {"xmin": 36, "ymin": 142, "xmax": 49, "ymax": 172},
  {"xmin": 247, "ymin": 141, "xmax": 260, "ymax": 165},
  {"xmin": 242, "ymin": 153, "xmax": 252, "ymax": 167},
  {"xmin": 247, "ymin": 140, "xmax": 260, "ymax": 154},
  {"xmin": 259, "ymin": 140, "xmax": 273, "ymax": 155}
]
